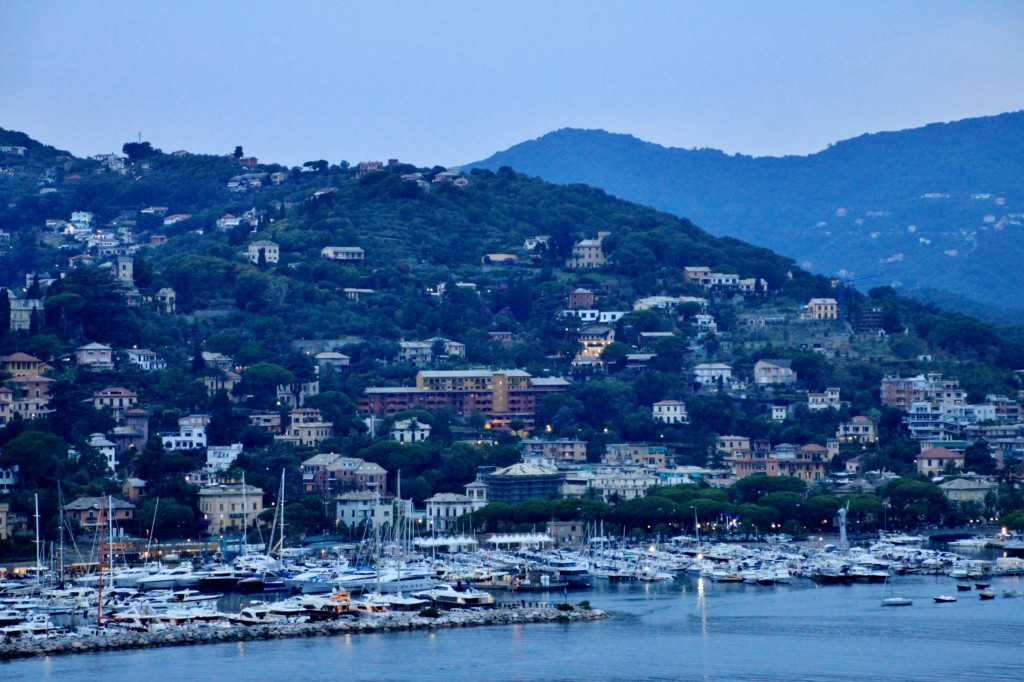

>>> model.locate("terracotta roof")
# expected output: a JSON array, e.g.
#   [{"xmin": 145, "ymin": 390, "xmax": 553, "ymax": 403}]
[{"xmin": 917, "ymin": 447, "xmax": 962, "ymax": 460}]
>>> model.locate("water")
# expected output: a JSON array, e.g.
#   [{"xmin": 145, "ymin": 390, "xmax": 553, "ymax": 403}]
[{"xmin": 4, "ymin": 574, "xmax": 1024, "ymax": 681}]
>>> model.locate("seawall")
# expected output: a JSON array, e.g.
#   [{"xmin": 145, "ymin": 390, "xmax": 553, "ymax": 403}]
[{"xmin": 0, "ymin": 606, "xmax": 610, "ymax": 661}]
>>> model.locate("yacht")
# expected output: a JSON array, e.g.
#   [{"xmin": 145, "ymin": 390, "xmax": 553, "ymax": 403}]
[
  {"xmin": 136, "ymin": 566, "xmax": 197, "ymax": 591},
  {"xmin": 539, "ymin": 556, "xmax": 593, "ymax": 588},
  {"xmin": 413, "ymin": 582, "xmax": 495, "ymax": 609}
]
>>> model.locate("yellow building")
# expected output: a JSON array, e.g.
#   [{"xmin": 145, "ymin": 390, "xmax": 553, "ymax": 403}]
[{"xmin": 199, "ymin": 483, "xmax": 263, "ymax": 534}]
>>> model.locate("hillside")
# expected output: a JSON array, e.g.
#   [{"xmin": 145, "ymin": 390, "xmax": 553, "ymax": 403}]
[
  {"xmin": 1, "ymin": 129, "xmax": 1024, "ymax": 553},
  {"xmin": 467, "ymin": 112, "xmax": 1024, "ymax": 319}
]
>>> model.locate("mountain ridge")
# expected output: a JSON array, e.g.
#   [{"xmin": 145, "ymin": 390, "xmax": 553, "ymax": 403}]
[{"xmin": 467, "ymin": 111, "xmax": 1024, "ymax": 319}]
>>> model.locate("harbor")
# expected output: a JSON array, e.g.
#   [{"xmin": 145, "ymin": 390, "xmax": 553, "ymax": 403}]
[
  {"xmin": 3, "ymin": 527, "xmax": 1024, "ymax": 670},
  {"xmin": 2, "ymin": 568, "xmax": 1023, "ymax": 682}
]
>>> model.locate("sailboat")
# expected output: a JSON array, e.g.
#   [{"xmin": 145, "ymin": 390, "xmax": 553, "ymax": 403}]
[{"xmin": 881, "ymin": 569, "xmax": 912, "ymax": 607}]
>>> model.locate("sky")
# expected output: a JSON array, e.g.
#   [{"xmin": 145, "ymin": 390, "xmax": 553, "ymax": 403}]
[{"xmin": 1, "ymin": 1, "xmax": 1022, "ymax": 168}]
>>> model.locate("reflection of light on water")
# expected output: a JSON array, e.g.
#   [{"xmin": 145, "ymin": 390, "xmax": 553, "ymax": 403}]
[
  {"xmin": 510, "ymin": 623, "xmax": 523, "ymax": 640},
  {"xmin": 344, "ymin": 634, "xmax": 353, "ymax": 648},
  {"xmin": 427, "ymin": 632, "xmax": 437, "ymax": 647},
  {"xmin": 697, "ymin": 576, "xmax": 709, "ymax": 680},
  {"xmin": 696, "ymin": 577, "xmax": 708, "ymax": 634},
  {"xmin": 237, "ymin": 641, "xmax": 246, "ymax": 656}
]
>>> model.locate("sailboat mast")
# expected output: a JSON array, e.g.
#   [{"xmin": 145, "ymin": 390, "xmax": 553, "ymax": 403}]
[
  {"xmin": 108, "ymin": 494, "xmax": 116, "ymax": 589},
  {"xmin": 374, "ymin": 486, "xmax": 381, "ymax": 595},
  {"xmin": 58, "ymin": 485, "xmax": 65, "ymax": 584},
  {"xmin": 33, "ymin": 494, "xmax": 41, "ymax": 575},
  {"xmin": 278, "ymin": 469, "xmax": 286, "ymax": 552},
  {"xmin": 97, "ymin": 497, "xmax": 105, "ymax": 627},
  {"xmin": 241, "ymin": 472, "xmax": 248, "ymax": 556},
  {"xmin": 146, "ymin": 496, "xmax": 160, "ymax": 560}
]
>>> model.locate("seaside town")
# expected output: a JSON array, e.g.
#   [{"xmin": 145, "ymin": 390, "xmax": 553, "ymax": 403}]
[{"xmin": 1, "ymin": 135, "xmax": 1024, "ymax": 658}]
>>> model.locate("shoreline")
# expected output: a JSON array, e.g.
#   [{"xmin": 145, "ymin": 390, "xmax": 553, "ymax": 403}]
[{"xmin": 0, "ymin": 606, "xmax": 610, "ymax": 662}]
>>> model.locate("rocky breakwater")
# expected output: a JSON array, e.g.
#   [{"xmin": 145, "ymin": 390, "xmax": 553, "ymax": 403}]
[{"xmin": 0, "ymin": 605, "xmax": 610, "ymax": 661}]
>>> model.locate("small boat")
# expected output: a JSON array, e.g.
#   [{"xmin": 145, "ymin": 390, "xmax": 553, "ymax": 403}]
[
  {"xmin": 974, "ymin": 581, "xmax": 990, "ymax": 590},
  {"xmin": 955, "ymin": 583, "xmax": 972, "ymax": 591},
  {"xmin": 882, "ymin": 596, "xmax": 913, "ymax": 607},
  {"xmin": 880, "ymin": 569, "xmax": 911, "ymax": 607},
  {"xmin": 1002, "ymin": 589, "xmax": 1023, "ymax": 598},
  {"xmin": 978, "ymin": 589, "xmax": 996, "ymax": 600},
  {"xmin": 933, "ymin": 595, "xmax": 957, "ymax": 603}
]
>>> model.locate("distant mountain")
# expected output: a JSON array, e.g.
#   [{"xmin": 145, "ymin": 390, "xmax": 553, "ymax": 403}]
[{"xmin": 467, "ymin": 112, "xmax": 1024, "ymax": 319}]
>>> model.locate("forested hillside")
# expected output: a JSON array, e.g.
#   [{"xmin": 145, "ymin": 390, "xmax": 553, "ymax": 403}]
[
  {"xmin": 1, "ymin": 130, "xmax": 1023, "ymax": 555},
  {"xmin": 467, "ymin": 112, "xmax": 1024, "ymax": 320}
]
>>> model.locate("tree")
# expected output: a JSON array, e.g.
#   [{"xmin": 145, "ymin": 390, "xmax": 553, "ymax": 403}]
[
  {"xmin": 233, "ymin": 146, "xmax": 244, "ymax": 159},
  {"xmin": 651, "ymin": 335, "xmax": 689, "ymax": 372},
  {"xmin": 190, "ymin": 339, "xmax": 206, "ymax": 374},
  {"xmin": 234, "ymin": 363, "xmax": 295, "ymax": 407},
  {"xmin": 963, "ymin": 441, "xmax": 998, "ymax": 475},
  {"xmin": 731, "ymin": 475, "xmax": 807, "ymax": 504},
  {"xmin": 0, "ymin": 431, "xmax": 69, "ymax": 488},
  {"xmin": 122, "ymin": 141, "xmax": 159, "ymax": 160},
  {"xmin": 882, "ymin": 479, "xmax": 948, "ymax": 529},
  {"xmin": 599, "ymin": 341, "xmax": 631, "ymax": 367}
]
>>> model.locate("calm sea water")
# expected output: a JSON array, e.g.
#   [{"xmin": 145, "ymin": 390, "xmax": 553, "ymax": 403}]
[{"xmin": 4, "ymin": 573, "xmax": 1024, "ymax": 681}]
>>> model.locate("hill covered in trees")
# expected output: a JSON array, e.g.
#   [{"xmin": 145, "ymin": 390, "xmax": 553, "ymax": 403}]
[
  {"xmin": 1, "ymin": 128, "xmax": 1024, "ymax": 554},
  {"xmin": 467, "ymin": 112, "xmax": 1024, "ymax": 320}
]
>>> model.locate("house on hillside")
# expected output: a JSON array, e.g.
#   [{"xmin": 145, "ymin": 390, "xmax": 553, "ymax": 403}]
[
  {"xmin": 247, "ymin": 240, "xmax": 279, "ymax": 264},
  {"xmin": 321, "ymin": 246, "xmax": 365, "ymax": 262},
  {"xmin": 75, "ymin": 343, "xmax": 114, "ymax": 370},
  {"xmin": 0, "ymin": 352, "xmax": 51, "ymax": 377},
  {"xmin": 93, "ymin": 386, "xmax": 138, "ymax": 419},
  {"xmin": 754, "ymin": 359, "xmax": 797, "ymax": 386},
  {"xmin": 807, "ymin": 387, "xmax": 842, "ymax": 411},
  {"xmin": 392, "ymin": 418, "xmax": 431, "ymax": 443},
  {"xmin": 566, "ymin": 232, "xmax": 610, "ymax": 269},
  {"xmin": 693, "ymin": 363, "xmax": 732, "ymax": 385},
  {"xmin": 125, "ymin": 348, "xmax": 166, "ymax": 372},
  {"xmin": 807, "ymin": 298, "xmax": 838, "ymax": 320},
  {"xmin": 652, "ymin": 400, "xmax": 688, "ymax": 424},
  {"xmin": 836, "ymin": 416, "xmax": 877, "ymax": 444},
  {"xmin": 63, "ymin": 497, "xmax": 135, "ymax": 531},
  {"xmin": 916, "ymin": 447, "xmax": 964, "ymax": 476}
]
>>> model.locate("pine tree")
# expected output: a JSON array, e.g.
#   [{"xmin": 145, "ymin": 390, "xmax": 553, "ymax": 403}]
[
  {"xmin": 190, "ymin": 338, "xmax": 206, "ymax": 374},
  {"xmin": 29, "ymin": 307, "xmax": 41, "ymax": 335}
]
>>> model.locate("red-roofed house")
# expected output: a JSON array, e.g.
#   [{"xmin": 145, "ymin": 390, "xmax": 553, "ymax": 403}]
[{"xmin": 916, "ymin": 447, "xmax": 964, "ymax": 476}]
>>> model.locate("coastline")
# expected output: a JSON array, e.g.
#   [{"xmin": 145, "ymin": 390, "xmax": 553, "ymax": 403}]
[{"xmin": 0, "ymin": 606, "xmax": 609, "ymax": 662}]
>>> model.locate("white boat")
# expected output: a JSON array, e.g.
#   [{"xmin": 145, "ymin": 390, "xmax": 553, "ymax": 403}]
[
  {"xmin": 136, "ymin": 566, "xmax": 196, "ymax": 590},
  {"xmin": 882, "ymin": 596, "xmax": 913, "ymax": 607},
  {"xmin": 412, "ymin": 582, "xmax": 495, "ymax": 609},
  {"xmin": 933, "ymin": 594, "xmax": 957, "ymax": 603},
  {"xmin": 881, "ymin": 570, "xmax": 912, "ymax": 606}
]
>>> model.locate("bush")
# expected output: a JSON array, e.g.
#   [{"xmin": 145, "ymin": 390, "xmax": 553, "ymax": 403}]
[
  {"xmin": 555, "ymin": 602, "xmax": 574, "ymax": 612},
  {"xmin": 578, "ymin": 600, "xmax": 591, "ymax": 610},
  {"xmin": 419, "ymin": 606, "xmax": 441, "ymax": 618}
]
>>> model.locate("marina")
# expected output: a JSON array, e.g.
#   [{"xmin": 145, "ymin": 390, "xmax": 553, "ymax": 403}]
[
  {"xmin": 2, "ymin": 567, "xmax": 1023, "ymax": 681},
  {"xmin": 3, "ymin": 533, "xmax": 1024, "ymax": 677}
]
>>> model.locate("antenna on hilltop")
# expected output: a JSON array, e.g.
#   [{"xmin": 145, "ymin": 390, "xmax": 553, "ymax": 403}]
[{"xmin": 137, "ymin": 132, "xmax": 142, "ymax": 143}]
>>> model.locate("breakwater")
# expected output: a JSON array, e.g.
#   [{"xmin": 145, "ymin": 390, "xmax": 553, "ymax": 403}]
[{"xmin": 0, "ymin": 606, "xmax": 609, "ymax": 662}]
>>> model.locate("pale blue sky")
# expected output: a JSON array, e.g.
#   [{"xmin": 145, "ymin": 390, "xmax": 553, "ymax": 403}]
[{"xmin": 1, "ymin": 1, "xmax": 1021, "ymax": 167}]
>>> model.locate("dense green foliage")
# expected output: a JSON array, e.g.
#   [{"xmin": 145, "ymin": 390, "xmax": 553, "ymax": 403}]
[{"xmin": 0, "ymin": 129, "xmax": 1022, "ymax": 556}]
